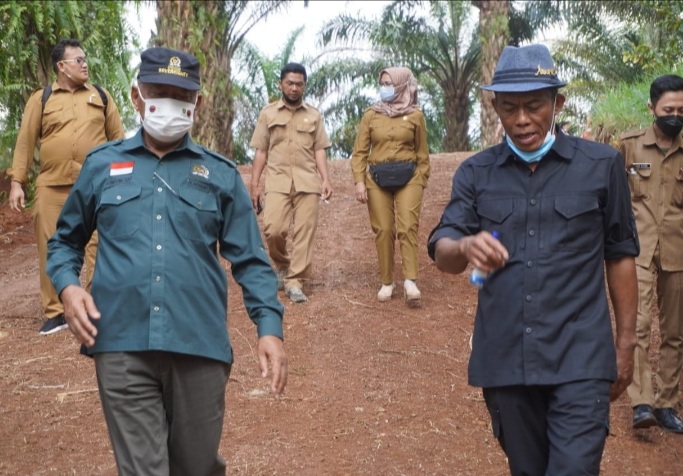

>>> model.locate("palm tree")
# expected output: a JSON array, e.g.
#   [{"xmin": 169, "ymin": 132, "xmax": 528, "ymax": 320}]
[
  {"xmin": 153, "ymin": 0, "xmax": 289, "ymax": 157},
  {"xmin": 320, "ymin": 0, "xmax": 480, "ymax": 152},
  {"xmin": 518, "ymin": 1, "xmax": 683, "ymax": 133},
  {"xmin": 473, "ymin": 0, "xmax": 510, "ymax": 149}
]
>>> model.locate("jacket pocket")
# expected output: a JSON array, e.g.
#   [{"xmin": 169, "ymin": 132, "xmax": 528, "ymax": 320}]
[
  {"xmin": 97, "ymin": 184, "xmax": 142, "ymax": 238},
  {"xmin": 175, "ymin": 182, "xmax": 219, "ymax": 242}
]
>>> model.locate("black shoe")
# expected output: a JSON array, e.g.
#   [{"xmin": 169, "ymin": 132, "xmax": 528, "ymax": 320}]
[
  {"xmin": 654, "ymin": 408, "xmax": 683, "ymax": 433},
  {"xmin": 632, "ymin": 404, "xmax": 658, "ymax": 429},
  {"xmin": 38, "ymin": 315, "xmax": 68, "ymax": 335}
]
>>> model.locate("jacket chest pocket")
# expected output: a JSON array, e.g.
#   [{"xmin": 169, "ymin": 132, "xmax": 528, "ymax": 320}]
[
  {"xmin": 550, "ymin": 195, "xmax": 601, "ymax": 252},
  {"xmin": 176, "ymin": 183, "xmax": 219, "ymax": 242},
  {"xmin": 98, "ymin": 185, "xmax": 142, "ymax": 238}
]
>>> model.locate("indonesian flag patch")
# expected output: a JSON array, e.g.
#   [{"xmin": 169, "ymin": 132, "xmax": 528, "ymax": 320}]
[{"xmin": 110, "ymin": 161, "xmax": 134, "ymax": 176}]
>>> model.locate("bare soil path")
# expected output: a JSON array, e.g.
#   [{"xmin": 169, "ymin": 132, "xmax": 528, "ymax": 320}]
[{"xmin": 0, "ymin": 157, "xmax": 681, "ymax": 475}]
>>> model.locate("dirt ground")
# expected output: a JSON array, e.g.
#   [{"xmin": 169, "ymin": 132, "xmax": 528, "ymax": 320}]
[{"xmin": 0, "ymin": 155, "xmax": 681, "ymax": 475}]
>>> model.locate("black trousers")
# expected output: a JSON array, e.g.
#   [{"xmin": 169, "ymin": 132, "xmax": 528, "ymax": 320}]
[{"xmin": 483, "ymin": 380, "xmax": 611, "ymax": 476}]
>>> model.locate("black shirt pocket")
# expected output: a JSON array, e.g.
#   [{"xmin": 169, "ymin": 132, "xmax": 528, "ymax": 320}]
[
  {"xmin": 551, "ymin": 195, "xmax": 601, "ymax": 252},
  {"xmin": 98, "ymin": 184, "xmax": 142, "ymax": 238},
  {"xmin": 477, "ymin": 199, "xmax": 515, "ymax": 253}
]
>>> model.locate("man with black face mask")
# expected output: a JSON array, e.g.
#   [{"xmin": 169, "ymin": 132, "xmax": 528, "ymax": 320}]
[{"xmin": 621, "ymin": 74, "xmax": 683, "ymax": 434}]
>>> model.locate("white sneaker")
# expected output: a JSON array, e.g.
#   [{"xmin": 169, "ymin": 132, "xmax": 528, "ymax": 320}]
[
  {"xmin": 404, "ymin": 279, "xmax": 421, "ymax": 304},
  {"xmin": 377, "ymin": 283, "xmax": 395, "ymax": 302}
]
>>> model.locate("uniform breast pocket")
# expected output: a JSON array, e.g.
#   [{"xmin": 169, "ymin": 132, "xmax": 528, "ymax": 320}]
[
  {"xmin": 671, "ymin": 168, "xmax": 683, "ymax": 207},
  {"xmin": 551, "ymin": 195, "xmax": 601, "ymax": 252},
  {"xmin": 628, "ymin": 167, "xmax": 651, "ymax": 201},
  {"xmin": 86, "ymin": 101, "xmax": 105, "ymax": 126},
  {"xmin": 267, "ymin": 119, "xmax": 287, "ymax": 148},
  {"xmin": 176, "ymin": 183, "xmax": 219, "ymax": 242},
  {"xmin": 296, "ymin": 123, "xmax": 315, "ymax": 148},
  {"xmin": 477, "ymin": 199, "xmax": 515, "ymax": 253},
  {"xmin": 98, "ymin": 185, "xmax": 142, "ymax": 238},
  {"xmin": 41, "ymin": 103, "xmax": 64, "ymax": 137}
]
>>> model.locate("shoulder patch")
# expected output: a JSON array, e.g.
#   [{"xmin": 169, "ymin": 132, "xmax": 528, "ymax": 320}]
[
  {"xmin": 201, "ymin": 146, "xmax": 236, "ymax": 168},
  {"xmin": 620, "ymin": 129, "xmax": 646, "ymax": 140}
]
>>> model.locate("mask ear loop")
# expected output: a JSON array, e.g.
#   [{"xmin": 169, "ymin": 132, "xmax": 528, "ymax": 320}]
[{"xmin": 549, "ymin": 96, "xmax": 557, "ymax": 137}]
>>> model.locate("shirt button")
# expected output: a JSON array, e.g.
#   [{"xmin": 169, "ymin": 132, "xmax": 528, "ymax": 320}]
[
  {"xmin": 525, "ymin": 327, "xmax": 532, "ymax": 334},
  {"xmin": 530, "ymin": 199, "xmax": 537, "ymax": 205},
  {"xmin": 527, "ymin": 261, "xmax": 533, "ymax": 267},
  {"xmin": 156, "ymin": 215, "xmax": 162, "ymax": 220},
  {"xmin": 528, "ymin": 230, "xmax": 535, "ymax": 236},
  {"xmin": 116, "ymin": 195, "xmax": 122, "ymax": 200},
  {"xmin": 153, "ymin": 306, "xmax": 160, "ymax": 312},
  {"xmin": 155, "ymin": 276, "xmax": 161, "ymax": 282},
  {"xmin": 156, "ymin": 244, "xmax": 162, "ymax": 250},
  {"xmin": 526, "ymin": 295, "xmax": 532, "ymax": 302},
  {"xmin": 157, "ymin": 187, "xmax": 163, "ymax": 192}
]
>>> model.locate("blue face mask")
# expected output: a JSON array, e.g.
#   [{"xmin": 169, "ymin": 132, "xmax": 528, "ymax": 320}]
[
  {"xmin": 504, "ymin": 100, "xmax": 557, "ymax": 163},
  {"xmin": 379, "ymin": 86, "xmax": 396, "ymax": 102},
  {"xmin": 505, "ymin": 132, "xmax": 555, "ymax": 163}
]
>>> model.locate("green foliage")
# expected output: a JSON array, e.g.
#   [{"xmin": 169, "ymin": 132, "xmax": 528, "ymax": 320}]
[
  {"xmin": 591, "ymin": 64, "xmax": 683, "ymax": 147},
  {"xmin": 0, "ymin": 0, "xmax": 137, "ymax": 172},
  {"xmin": 318, "ymin": 0, "xmax": 479, "ymax": 152}
]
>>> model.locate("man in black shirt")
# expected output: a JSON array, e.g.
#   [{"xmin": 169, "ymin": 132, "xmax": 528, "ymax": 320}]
[{"xmin": 428, "ymin": 44, "xmax": 639, "ymax": 475}]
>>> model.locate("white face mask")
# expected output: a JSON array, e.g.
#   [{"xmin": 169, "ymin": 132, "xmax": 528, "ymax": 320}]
[{"xmin": 137, "ymin": 88, "xmax": 196, "ymax": 142}]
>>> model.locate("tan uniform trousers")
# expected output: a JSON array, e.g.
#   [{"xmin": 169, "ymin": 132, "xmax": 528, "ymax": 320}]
[
  {"xmin": 34, "ymin": 185, "xmax": 97, "ymax": 318},
  {"xmin": 263, "ymin": 187, "xmax": 320, "ymax": 290},
  {"xmin": 367, "ymin": 183, "xmax": 424, "ymax": 285},
  {"xmin": 627, "ymin": 242, "xmax": 683, "ymax": 408}
]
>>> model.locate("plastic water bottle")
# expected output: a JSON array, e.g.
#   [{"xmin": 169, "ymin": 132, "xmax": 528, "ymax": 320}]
[{"xmin": 469, "ymin": 231, "xmax": 500, "ymax": 288}]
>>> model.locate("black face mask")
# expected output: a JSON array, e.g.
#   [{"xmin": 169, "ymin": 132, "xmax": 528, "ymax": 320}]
[{"xmin": 655, "ymin": 115, "xmax": 683, "ymax": 138}]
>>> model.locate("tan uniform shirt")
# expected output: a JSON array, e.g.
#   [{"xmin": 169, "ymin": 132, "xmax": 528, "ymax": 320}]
[
  {"xmin": 620, "ymin": 125, "xmax": 683, "ymax": 270},
  {"xmin": 250, "ymin": 99, "xmax": 331, "ymax": 194},
  {"xmin": 351, "ymin": 108, "xmax": 430, "ymax": 188},
  {"xmin": 8, "ymin": 81, "xmax": 125, "ymax": 186}
]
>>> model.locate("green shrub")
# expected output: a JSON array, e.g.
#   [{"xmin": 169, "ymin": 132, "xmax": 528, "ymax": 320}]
[{"xmin": 592, "ymin": 65, "xmax": 683, "ymax": 147}]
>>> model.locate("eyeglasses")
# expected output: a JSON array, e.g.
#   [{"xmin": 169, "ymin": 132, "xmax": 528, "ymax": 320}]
[{"xmin": 61, "ymin": 57, "xmax": 87, "ymax": 65}]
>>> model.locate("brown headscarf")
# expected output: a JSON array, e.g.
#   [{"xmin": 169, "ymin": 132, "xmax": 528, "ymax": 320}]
[{"xmin": 370, "ymin": 67, "xmax": 418, "ymax": 118}]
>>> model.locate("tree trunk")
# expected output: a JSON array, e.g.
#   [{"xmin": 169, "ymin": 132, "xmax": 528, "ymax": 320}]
[
  {"xmin": 442, "ymin": 81, "xmax": 471, "ymax": 152},
  {"xmin": 474, "ymin": 0, "xmax": 509, "ymax": 149},
  {"xmin": 153, "ymin": 1, "xmax": 234, "ymax": 157}
]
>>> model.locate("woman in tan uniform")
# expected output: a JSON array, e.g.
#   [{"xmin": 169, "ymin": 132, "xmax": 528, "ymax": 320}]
[{"xmin": 351, "ymin": 67, "xmax": 430, "ymax": 305}]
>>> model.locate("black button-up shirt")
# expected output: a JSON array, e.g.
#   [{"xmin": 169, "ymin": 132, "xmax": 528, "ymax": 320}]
[{"xmin": 428, "ymin": 132, "xmax": 639, "ymax": 388}]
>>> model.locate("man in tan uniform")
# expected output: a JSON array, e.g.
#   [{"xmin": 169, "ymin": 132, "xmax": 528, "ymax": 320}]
[
  {"xmin": 250, "ymin": 62, "xmax": 332, "ymax": 303},
  {"xmin": 621, "ymin": 74, "xmax": 683, "ymax": 433},
  {"xmin": 7, "ymin": 38, "xmax": 124, "ymax": 335}
]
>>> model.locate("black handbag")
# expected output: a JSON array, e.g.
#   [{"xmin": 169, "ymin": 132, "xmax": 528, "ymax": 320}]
[{"xmin": 369, "ymin": 161, "xmax": 416, "ymax": 190}]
